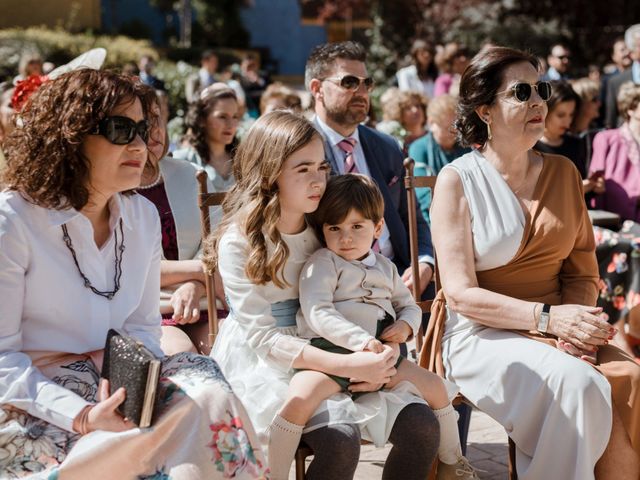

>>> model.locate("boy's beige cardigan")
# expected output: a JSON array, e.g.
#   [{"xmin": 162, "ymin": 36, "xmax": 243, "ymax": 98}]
[{"xmin": 296, "ymin": 248, "xmax": 421, "ymax": 352}]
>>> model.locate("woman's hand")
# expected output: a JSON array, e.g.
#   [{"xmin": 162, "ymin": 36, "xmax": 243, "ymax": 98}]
[
  {"xmin": 80, "ymin": 379, "xmax": 135, "ymax": 433},
  {"xmin": 557, "ymin": 339, "xmax": 598, "ymax": 364},
  {"xmin": 349, "ymin": 342, "xmax": 402, "ymax": 393},
  {"xmin": 364, "ymin": 338, "xmax": 384, "ymax": 353},
  {"xmin": 548, "ymin": 305, "xmax": 615, "ymax": 352},
  {"xmin": 583, "ymin": 176, "xmax": 606, "ymax": 194},
  {"xmin": 379, "ymin": 320, "xmax": 412, "ymax": 343},
  {"xmin": 170, "ymin": 281, "xmax": 206, "ymax": 324},
  {"xmin": 341, "ymin": 345, "xmax": 398, "ymax": 385}
]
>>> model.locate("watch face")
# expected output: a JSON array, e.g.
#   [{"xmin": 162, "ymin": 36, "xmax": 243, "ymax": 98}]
[{"xmin": 538, "ymin": 312, "xmax": 550, "ymax": 332}]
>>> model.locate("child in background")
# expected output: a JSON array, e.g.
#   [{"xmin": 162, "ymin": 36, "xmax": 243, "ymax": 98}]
[{"xmin": 268, "ymin": 174, "xmax": 479, "ymax": 480}]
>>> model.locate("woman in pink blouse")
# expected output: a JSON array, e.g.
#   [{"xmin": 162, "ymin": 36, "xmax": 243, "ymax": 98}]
[{"xmin": 590, "ymin": 82, "xmax": 640, "ymax": 222}]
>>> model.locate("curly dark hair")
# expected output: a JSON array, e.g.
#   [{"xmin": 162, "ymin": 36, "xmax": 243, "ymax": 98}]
[
  {"xmin": 455, "ymin": 46, "xmax": 540, "ymax": 147},
  {"xmin": 304, "ymin": 41, "xmax": 367, "ymax": 89},
  {"xmin": 2, "ymin": 69, "xmax": 158, "ymax": 210},
  {"xmin": 183, "ymin": 86, "xmax": 238, "ymax": 161}
]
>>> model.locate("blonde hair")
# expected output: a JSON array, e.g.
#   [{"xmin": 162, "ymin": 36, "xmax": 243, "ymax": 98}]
[
  {"xmin": 202, "ymin": 110, "xmax": 321, "ymax": 288},
  {"xmin": 259, "ymin": 83, "xmax": 302, "ymax": 114},
  {"xmin": 427, "ymin": 94, "xmax": 457, "ymax": 124},
  {"xmin": 381, "ymin": 90, "xmax": 428, "ymax": 126},
  {"xmin": 570, "ymin": 77, "xmax": 599, "ymax": 103},
  {"xmin": 617, "ymin": 81, "xmax": 640, "ymax": 122}
]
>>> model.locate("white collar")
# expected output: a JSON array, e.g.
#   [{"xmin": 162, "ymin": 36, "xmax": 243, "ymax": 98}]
[
  {"xmin": 315, "ymin": 115, "xmax": 361, "ymax": 147},
  {"xmin": 47, "ymin": 194, "xmax": 133, "ymax": 230},
  {"xmin": 358, "ymin": 250, "xmax": 377, "ymax": 266}
]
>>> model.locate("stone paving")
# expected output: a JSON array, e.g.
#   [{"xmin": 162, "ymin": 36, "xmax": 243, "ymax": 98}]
[
  {"xmin": 290, "ymin": 408, "xmax": 510, "ymax": 479},
  {"xmin": 352, "ymin": 409, "xmax": 509, "ymax": 480}
]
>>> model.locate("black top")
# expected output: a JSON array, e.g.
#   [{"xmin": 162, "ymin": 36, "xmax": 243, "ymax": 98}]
[{"xmin": 535, "ymin": 134, "xmax": 586, "ymax": 178}]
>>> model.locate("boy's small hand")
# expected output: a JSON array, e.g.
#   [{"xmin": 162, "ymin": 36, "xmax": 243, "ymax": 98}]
[
  {"xmin": 379, "ymin": 320, "xmax": 412, "ymax": 343},
  {"xmin": 364, "ymin": 338, "xmax": 384, "ymax": 353}
]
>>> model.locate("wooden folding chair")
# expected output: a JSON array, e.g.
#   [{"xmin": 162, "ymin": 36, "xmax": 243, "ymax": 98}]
[
  {"xmin": 196, "ymin": 169, "xmax": 226, "ymax": 349},
  {"xmin": 403, "ymin": 158, "xmax": 518, "ymax": 480},
  {"xmin": 403, "ymin": 158, "xmax": 438, "ymax": 354}
]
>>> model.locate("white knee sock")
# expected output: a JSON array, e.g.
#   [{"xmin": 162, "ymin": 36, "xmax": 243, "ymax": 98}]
[
  {"xmin": 433, "ymin": 403, "xmax": 463, "ymax": 465},
  {"xmin": 267, "ymin": 414, "xmax": 305, "ymax": 480}
]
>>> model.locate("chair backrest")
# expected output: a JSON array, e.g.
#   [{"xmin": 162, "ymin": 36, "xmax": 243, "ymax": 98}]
[
  {"xmin": 196, "ymin": 169, "xmax": 226, "ymax": 348},
  {"xmin": 403, "ymin": 157, "xmax": 439, "ymax": 353}
]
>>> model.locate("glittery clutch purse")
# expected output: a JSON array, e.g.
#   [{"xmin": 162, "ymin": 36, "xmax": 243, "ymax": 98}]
[{"xmin": 101, "ymin": 329, "xmax": 161, "ymax": 428}]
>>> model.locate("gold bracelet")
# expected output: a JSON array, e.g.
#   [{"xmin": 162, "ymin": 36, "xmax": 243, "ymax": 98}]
[
  {"xmin": 74, "ymin": 405, "xmax": 93, "ymax": 435},
  {"xmin": 532, "ymin": 302, "xmax": 540, "ymax": 330}
]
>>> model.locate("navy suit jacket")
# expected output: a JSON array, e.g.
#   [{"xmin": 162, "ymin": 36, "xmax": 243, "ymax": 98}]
[
  {"xmin": 314, "ymin": 119, "xmax": 434, "ymax": 273},
  {"xmin": 605, "ymin": 69, "xmax": 633, "ymax": 128}
]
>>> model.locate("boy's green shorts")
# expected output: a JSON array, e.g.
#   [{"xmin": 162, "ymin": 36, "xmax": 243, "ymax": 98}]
[{"xmin": 295, "ymin": 314, "xmax": 404, "ymax": 396}]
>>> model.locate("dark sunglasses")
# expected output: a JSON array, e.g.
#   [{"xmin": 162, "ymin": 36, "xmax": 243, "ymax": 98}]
[
  {"xmin": 92, "ymin": 116, "xmax": 150, "ymax": 145},
  {"xmin": 323, "ymin": 75, "xmax": 375, "ymax": 92},
  {"xmin": 498, "ymin": 81, "xmax": 553, "ymax": 103}
]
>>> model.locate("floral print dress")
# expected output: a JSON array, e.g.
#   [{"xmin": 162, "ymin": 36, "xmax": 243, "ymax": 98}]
[
  {"xmin": 0, "ymin": 352, "xmax": 268, "ymax": 479},
  {"xmin": 594, "ymin": 221, "xmax": 640, "ymax": 327}
]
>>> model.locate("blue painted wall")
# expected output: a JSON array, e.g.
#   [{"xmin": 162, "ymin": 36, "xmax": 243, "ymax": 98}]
[
  {"xmin": 101, "ymin": 0, "xmax": 177, "ymax": 45},
  {"xmin": 240, "ymin": 0, "xmax": 327, "ymax": 76}
]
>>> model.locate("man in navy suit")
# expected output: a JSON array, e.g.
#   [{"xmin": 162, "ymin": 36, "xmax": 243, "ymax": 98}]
[
  {"xmin": 304, "ymin": 42, "xmax": 474, "ymax": 452},
  {"xmin": 605, "ymin": 24, "xmax": 640, "ymax": 128},
  {"xmin": 305, "ymin": 41, "xmax": 434, "ymax": 297}
]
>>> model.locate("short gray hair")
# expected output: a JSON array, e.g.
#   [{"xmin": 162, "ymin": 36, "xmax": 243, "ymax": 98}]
[{"xmin": 625, "ymin": 24, "xmax": 640, "ymax": 50}]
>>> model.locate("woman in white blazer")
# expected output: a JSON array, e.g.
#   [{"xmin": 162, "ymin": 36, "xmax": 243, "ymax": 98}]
[
  {"xmin": 396, "ymin": 39, "xmax": 438, "ymax": 98},
  {"xmin": 138, "ymin": 99, "xmax": 225, "ymax": 355}
]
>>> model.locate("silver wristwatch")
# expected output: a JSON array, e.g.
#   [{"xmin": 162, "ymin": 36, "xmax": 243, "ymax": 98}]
[{"xmin": 537, "ymin": 303, "xmax": 551, "ymax": 333}]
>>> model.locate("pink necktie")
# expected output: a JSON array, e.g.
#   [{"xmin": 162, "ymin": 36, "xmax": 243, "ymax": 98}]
[{"xmin": 337, "ymin": 138, "xmax": 358, "ymax": 174}]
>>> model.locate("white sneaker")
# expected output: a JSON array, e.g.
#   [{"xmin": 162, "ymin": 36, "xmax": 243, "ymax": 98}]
[{"xmin": 436, "ymin": 456, "xmax": 480, "ymax": 480}]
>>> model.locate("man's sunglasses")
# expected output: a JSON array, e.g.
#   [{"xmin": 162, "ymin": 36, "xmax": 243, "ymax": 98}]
[
  {"xmin": 92, "ymin": 116, "xmax": 150, "ymax": 145},
  {"xmin": 498, "ymin": 81, "xmax": 553, "ymax": 103},
  {"xmin": 323, "ymin": 75, "xmax": 375, "ymax": 92}
]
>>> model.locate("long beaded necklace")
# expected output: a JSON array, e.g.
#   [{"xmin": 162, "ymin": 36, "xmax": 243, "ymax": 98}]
[{"xmin": 61, "ymin": 219, "xmax": 125, "ymax": 300}]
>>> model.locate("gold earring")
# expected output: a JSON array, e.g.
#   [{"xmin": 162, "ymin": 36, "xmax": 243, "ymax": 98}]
[{"xmin": 485, "ymin": 119, "xmax": 492, "ymax": 141}]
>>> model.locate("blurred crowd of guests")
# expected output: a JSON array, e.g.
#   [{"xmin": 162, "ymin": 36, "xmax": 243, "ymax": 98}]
[{"xmin": 3, "ymin": 26, "xmax": 640, "ymax": 250}]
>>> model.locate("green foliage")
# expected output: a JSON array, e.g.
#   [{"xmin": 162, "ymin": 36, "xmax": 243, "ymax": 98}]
[
  {"xmin": 190, "ymin": 0, "xmax": 250, "ymax": 48},
  {"xmin": 0, "ymin": 27, "xmax": 158, "ymax": 81},
  {"xmin": 154, "ymin": 59, "xmax": 197, "ymax": 116}
]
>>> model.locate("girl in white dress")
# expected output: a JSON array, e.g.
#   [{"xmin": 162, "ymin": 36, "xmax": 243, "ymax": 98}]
[{"xmin": 205, "ymin": 110, "xmax": 441, "ymax": 480}]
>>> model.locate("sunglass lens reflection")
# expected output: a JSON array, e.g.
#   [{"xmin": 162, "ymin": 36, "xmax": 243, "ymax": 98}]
[
  {"xmin": 537, "ymin": 82, "xmax": 552, "ymax": 101},
  {"xmin": 514, "ymin": 83, "xmax": 532, "ymax": 102},
  {"xmin": 106, "ymin": 118, "xmax": 149, "ymax": 145},
  {"xmin": 340, "ymin": 76, "xmax": 373, "ymax": 91},
  {"xmin": 513, "ymin": 82, "xmax": 552, "ymax": 102}
]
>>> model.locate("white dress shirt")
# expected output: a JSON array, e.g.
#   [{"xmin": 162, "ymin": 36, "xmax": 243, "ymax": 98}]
[
  {"xmin": 0, "ymin": 191, "xmax": 163, "ymax": 432},
  {"xmin": 314, "ymin": 117, "xmax": 395, "ymax": 260}
]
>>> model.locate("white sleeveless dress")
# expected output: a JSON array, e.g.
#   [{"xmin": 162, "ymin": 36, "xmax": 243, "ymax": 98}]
[{"xmin": 441, "ymin": 150, "xmax": 612, "ymax": 480}]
